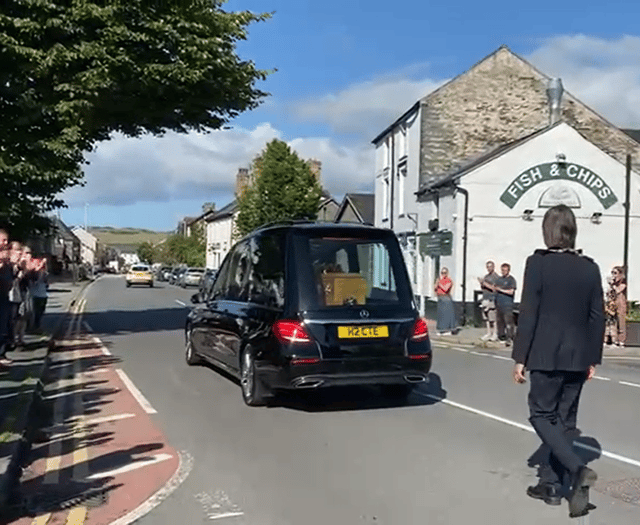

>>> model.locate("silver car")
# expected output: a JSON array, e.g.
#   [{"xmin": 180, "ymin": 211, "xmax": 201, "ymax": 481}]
[{"xmin": 180, "ymin": 267, "xmax": 205, "ymax": 288}]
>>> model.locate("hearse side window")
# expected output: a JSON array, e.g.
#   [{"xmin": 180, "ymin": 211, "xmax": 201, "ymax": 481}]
[
  {"xmin": 248, "ymin": 232, "xmax": 285, "ymax": 309},
  {"xmin": 209, "ymin": 251, "xmax": 233, "ymax": 300},
  {"xmin": 226, "ymin": 241, "xmax": 251, "ymax": 302}
]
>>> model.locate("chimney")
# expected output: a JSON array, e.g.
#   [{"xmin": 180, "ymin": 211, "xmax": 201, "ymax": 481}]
[
  {"xmin": 546, "ymin": 78, "xmax": 564, "ymax": 126},
  {"xmin": 308, "ymin": 159, "xmax": 322, "ymax": 183},
  {"xmin": 235, "ymin": 167, "xmax": 250, "ymax": 196}
]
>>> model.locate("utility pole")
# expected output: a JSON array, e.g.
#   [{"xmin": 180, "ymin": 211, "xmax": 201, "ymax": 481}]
[{"xmin": 623, "ymin": 154, "xmax": 631, "ymax": 285}]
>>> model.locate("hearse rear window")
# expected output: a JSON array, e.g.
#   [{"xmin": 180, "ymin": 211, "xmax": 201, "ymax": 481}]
[{"xmin": 307, "ymin": 237, "xmax": 401, "ymax": 308}]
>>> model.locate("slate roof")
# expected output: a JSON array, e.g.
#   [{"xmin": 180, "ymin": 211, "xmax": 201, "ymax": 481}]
[
  {"xmin": 205, "ymin": 200, "xmax": 238, "ymax": 222},
  {"xmin": 335, "ymin": 193, "xmax": 375, "ymax": 224}
]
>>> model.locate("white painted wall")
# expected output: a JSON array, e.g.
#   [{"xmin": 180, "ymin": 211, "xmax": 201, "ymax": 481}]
[
  {"xmin": 206, "ymin": 213, "xmax": 236, "ymax": 270},
  {"xmin": 71, "ymin": 227, "xmax": 97, "ymax": 266},
  {"xmin": 454, "ymin": 123, "xmax": 640, "ymax": 302}
]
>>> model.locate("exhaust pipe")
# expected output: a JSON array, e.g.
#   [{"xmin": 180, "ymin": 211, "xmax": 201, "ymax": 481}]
[
  {"xmin": 293, "ymin": 378, "xmax": 325, "ymax": 389},
  {"xmin": 404, "ymin": 375, "xmax": 426, "ymax": 383}
]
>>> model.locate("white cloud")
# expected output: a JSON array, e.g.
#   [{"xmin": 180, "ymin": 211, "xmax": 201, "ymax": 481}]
[
  {"xmin": 527, "ymin": 35, "xmax": 640, "ymax": 128},
  {"xmin": 289, "ymin": 138, "xmax": 374, "ymax": 196},
  {"xmin": 291, "ymin": 75, "xmax": 443, "ymax": 137},
  {"xmin": 64, "ymin": 123, "xmax": 281, "ymax": 207},
  {"xmin": 63, "ymin": 122, "xmax": 374, "ymax": 208}
]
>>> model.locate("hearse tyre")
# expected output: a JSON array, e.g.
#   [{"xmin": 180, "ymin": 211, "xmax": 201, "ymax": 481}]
[
  {"xmin": 185, "ymin": 329, "xmax": 201, "ymax": 366},
  {"xmin": 240, "ymin": 346, "xmax": 270, "ymax": 407}
]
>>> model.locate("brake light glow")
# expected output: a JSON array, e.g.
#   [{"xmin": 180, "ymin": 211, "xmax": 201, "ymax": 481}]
[
  {"xmin": 411, "ymin": 317, "xmax": 429, "ymax": 341},
  {"xmin": 273, "ymin": 320, "xmax": 312, "ymax": 344},
  {"xmin": 290, "ymin": 357, "xmax": 321, "ymax": 365},
  {"xmin": 409, "ymin": 354, "xmax": 431, "ymax": 360}
]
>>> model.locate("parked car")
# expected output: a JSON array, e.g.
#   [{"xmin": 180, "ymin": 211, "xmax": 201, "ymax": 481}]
[
  {"xmin": 180, "ymin": 267, "xmax": 205, "ymax": 288},
  {"xmin": 185, "ymin": 222, "xmax": 431, "ymax": 407},
  {"xmin": 169, "ymin": 267, "xmax": 185, "ymax": 285},
  {"xmin": 198, "ymin": 268, "xmax": 218, "ymax": 294},
  {"xmin": 157, "ymin": 266, "xmax": 172, "ymax": 282},
  {"xmin": 126, "ymin": 264, "xmax": 154, "ymax": 288}
]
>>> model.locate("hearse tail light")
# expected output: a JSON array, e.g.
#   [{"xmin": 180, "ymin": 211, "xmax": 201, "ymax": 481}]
[
  {"xmin": 411, "ymin": 317, "xmax": 429, "ymax": 342},
  {"xmin": 273, "ymin": 320, "xmax": 312, "ymax": 344}
]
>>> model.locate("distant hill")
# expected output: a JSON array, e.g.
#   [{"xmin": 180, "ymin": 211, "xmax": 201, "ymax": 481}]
[{"xmin": 89, "ymin": 227, "xmax": 170, "ymax": 247}]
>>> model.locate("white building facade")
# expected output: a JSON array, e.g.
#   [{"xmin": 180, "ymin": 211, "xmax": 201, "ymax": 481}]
[
  {"xmin": 373, "ymin": 45, "xmax": 640, "ymax": 319},
  {"xmin": 205, "ymin": 202, "xmax": 238, "ymax": 270},
  {"xmin": 71, "ymin": 227, "xmax": 98, "ymax": 266},
  {"xmin": 417, "ymin": 122, "xmax": 640, "ymax": 309}
]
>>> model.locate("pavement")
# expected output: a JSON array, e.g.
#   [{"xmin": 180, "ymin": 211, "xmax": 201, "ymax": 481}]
[
  {"xmin": 427, "ymin": 319, "xmax": 640, "ymax": 358},
  {"xmin": 0, "ymin": 274, "xmax": 181, "ymax": 525},
  {"xmin": 0, "ymin": 274, "xmax": 91, "ymax": 514}
]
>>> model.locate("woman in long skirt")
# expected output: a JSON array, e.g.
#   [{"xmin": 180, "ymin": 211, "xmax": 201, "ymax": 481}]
[{"xmin": 435, "ymin": 267, "xmax": 456, "ymax": 335}]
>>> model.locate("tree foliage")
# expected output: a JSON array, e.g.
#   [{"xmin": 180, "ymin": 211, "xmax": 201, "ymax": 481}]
[
  {"xmin": 0, "ymin": 0, "xmax": 271, "ymax": 236},
  {"xmin": 235, "ymin": 139, "xmax": 322, "ymax": 238},
  {"xmin": 137, "ymin": 241, "xmax": 155, "ymax": 264}
]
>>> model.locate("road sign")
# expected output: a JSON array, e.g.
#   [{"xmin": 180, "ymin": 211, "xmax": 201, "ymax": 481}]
[{"xmin": 417, "ymin": 230, "xmax": 453, "ymax": 257}]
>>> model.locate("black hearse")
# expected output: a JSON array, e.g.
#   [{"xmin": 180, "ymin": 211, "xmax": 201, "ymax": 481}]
[{"xmin": 185, "ymin": 221, "xmax": 432, "ymax": 406}]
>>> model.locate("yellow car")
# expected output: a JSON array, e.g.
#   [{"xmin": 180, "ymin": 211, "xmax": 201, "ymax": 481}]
[{"xmin": 126, "ymin": 264, "xmax": 154, "ymax": 288}]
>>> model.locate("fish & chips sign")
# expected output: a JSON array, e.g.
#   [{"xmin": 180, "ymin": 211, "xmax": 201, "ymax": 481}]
[{"xmin": 500, "ymin": 162, "xmax": 618, "ymax": 209}]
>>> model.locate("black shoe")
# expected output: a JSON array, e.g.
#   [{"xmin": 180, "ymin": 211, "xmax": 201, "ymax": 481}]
[
  {"xmin": 569, "ymin": 466, "xmax": 597, "ymax": 518},
  {"xmin": 526, "ymin": 483, "xmax": 562, "ymax": 506}
]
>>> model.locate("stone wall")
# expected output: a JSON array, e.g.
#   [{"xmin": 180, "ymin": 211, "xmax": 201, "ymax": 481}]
[{"xmin": 419, "ymin": 46, "xmax": 640, "ymax": 185}]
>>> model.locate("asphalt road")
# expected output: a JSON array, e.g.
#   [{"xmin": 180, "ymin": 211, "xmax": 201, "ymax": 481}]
[{"xmin": 81, "ymin": 274, "xmax": 640, "ymax": 525}]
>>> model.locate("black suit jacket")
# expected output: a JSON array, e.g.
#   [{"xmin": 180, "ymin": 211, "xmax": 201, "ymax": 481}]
[{"xmin": 512, "ymin": 249, "xmax": 605, "ymax": 371}]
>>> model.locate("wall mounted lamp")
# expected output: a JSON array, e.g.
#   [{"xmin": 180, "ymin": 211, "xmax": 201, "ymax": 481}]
[
  {"xmin": 522, "ymin": 209, "xmax": 534, "ymax": 221},
  {"xmin": 591, "ymin": 212, "xmax": 602, "ymax": 224},
  {"xmin": 556, "ymin": 153, "xmax": 566, "ymax": 163}
]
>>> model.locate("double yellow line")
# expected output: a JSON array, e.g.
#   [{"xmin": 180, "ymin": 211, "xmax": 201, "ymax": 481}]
[{"xmin": 33, "ymin": 294, "xmax": 90, "ymax": 525}]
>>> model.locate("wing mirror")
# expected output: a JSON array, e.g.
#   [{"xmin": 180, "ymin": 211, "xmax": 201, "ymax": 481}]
[{"xmin": 190, "ymin": 292, "xmax": 203, "ymax": 304}]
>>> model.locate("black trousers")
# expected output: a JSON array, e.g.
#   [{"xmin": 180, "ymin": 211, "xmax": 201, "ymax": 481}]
[
  {"xmin": 528, "ymin": 370, "xmax": 587, "ymax": 487},
  {"xmin": 496, "ymin": 303, "xmax": 515, "ymax": 341}
]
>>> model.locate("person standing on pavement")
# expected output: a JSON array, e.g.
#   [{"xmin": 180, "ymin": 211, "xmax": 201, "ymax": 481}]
[
  {"xmin": 30, "ymin": 258, "xmax": 49, "ymax": 333},
  {"xmin": 478, "ymin": 260, "xmax": 499, "ymax": 341},
  {"xmin": 494, "ymin": 263, "xmax": 517, "ymax": 345},
  {"xmin": 0, "ymin": 230, "xmax": 12, "ymax": 365},
  {"xmin": 434, "ymin": 267, "xmax": 456, "ymax": 335},
  {"xmin": 512, "ymin": 204, "xmax": 604, "ymax": 518},
  {"xmin": 611, "ymin": 266, "xmax": 627, "ymax": 347}
]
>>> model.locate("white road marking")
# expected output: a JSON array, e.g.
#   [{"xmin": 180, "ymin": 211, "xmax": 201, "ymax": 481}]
[
  {"xmin": 108, "ymin": 451, "xmax": 193, "ymax": 525},
  {"xmin": 84, "ymin": 413, "xmax": 136, "ymax": 426},
  {"xmin": 593, "ymin": 376, "xmax": 611, "ymax": 381},
  {"xmin": 115, "ymin": 369, "xmax": 157, "ymax": 414},
  {"xmin": 619, "ymin": 380, "xmax": 640, "ymax": 388},
  {"xmin": 209, "ymin": 512, "xmax": 245, "ymax": 520},
  {"xmin": 87, "ymin": 453, "xmax": 173, "ymax": 479},
  {"xmin": 417, "ymin": 392, "xmax": 640, "ymax": 469},
  {"xmin": 175, "ymin": 300, "xmax": 186, "ymax": 307},
  {"xmin": 489, "ymin": 354, "xmax": 511, "ymax": 361},
  {"xmin": 469, "ymin": 351, "xmax": 482, "ymax": 356}
]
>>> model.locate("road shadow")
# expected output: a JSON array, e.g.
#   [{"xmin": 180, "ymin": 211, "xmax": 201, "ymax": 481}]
[
  {"xmin": 272, "ymin": 372, "xmax": 447, "ymax": 413},
  {"xmin": 527, "ymin": 432, "xmax": 602, "ymax": 496},
  {"xmin": 80, "ymin": 307, "xmax": 188, "ymax": 336}
]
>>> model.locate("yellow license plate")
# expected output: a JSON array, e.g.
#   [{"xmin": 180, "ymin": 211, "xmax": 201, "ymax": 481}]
[{"xmin": 337, "ymin": 325, "xmax": 389, "ymax": 339}]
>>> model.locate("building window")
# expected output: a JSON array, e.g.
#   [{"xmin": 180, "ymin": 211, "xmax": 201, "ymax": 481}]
[
  {"xmin": 397, "ymin": 167, "xmax": 407, "ymax": 216},
  {"xmin": 384, "ymin": 137, "xmax": 391, "ymax": 169},
  {"xmin": 397, "ymin": 126, "xmax": 407, "ymax": 160},
  {"xmin": 381, "ymin": 176, "xmax": 390, "ymax": 221}
]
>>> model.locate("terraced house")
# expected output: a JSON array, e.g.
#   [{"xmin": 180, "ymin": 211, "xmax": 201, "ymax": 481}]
[{"xmin": 373, "ymin": 45, "xmax": 640, "ymax": 318}]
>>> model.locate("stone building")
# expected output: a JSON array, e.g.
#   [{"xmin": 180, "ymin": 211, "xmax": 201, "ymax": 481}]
[{"xmin": 373, "ymin": 45, "xmax": 640, "ymax": 318}]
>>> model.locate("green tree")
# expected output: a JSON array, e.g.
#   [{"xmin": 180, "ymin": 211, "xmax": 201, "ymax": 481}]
[
  {"xmin": 0, "ymin": 0, "xmax": 271, "ymax": 237},
  {"xmin": 137, "ymin": 241, "xmax": 155, "ymax": 264},
  {"xmin": 235, "ymin": 139, "xmax": 322, "ymax": 237}
]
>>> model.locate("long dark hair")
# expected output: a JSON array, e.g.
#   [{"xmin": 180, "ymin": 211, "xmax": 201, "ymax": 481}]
[{"xmin": 542, "ymin": 205, "xmax": 577, "ymax": 249}]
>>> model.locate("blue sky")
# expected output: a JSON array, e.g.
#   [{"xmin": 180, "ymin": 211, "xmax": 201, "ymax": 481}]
[{"xmin": 61, "ymin": 0, "xmax": 640, "ymax": 231}]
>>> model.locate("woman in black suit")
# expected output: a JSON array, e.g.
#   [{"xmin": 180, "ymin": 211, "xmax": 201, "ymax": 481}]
[{"xmin": 512, "ymin": 204, "xmax": 604, "ymax": 518}]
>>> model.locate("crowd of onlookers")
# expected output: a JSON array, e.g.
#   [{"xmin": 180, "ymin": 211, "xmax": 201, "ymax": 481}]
[
  {"xmin": 435, "ymin": 257, "xmax": 629, "ymax": 349},
  {"xmin": 0, "ymin": 228, "xmax": 49, "ymax": 366}
]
